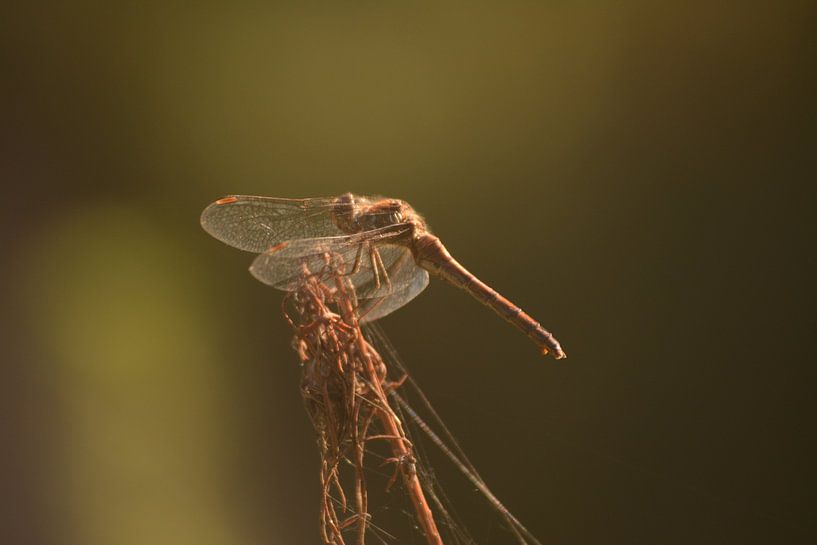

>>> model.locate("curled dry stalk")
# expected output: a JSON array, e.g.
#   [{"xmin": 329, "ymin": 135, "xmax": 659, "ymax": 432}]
[{"xmin": 282, "ymin": 253, "xmax": 444, "ymax": 545}]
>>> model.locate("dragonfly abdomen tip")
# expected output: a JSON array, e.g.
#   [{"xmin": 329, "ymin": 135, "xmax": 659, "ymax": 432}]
[{"xmin": 542, "ymin": 346, "xmax": 567, "ymax": 359}]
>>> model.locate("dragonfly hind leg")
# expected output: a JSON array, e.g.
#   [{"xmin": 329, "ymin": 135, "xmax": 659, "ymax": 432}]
[
  {"xmin": 369, "ymin": 246, "xmax": 393, "ymax": 294},
  {"xmin": 368, "ymin": 245, "xmax": 381, "ymax": 290}
]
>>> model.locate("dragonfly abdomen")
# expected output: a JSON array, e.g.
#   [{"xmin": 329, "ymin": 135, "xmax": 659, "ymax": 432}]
[{"xmin": 413, "ymin": 233, "xmax": 566, "ymax": 359}]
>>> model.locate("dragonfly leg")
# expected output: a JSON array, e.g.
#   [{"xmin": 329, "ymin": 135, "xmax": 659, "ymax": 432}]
[
  {"xmin": 368, "ymin": 245, "xmax": 382, "ymax": 290},
  {"xmin": 372, "ymin": 247, "xmax": 393, "ymax": 293},
  {"xmin": 349, "ymin": 243, "xmax": 364, "ymax": 276}
]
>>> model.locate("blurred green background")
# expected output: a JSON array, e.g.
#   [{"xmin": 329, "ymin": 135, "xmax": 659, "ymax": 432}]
[{"xmin": 2, "ymin": 2, "xmax": 814, "ymax": 544}]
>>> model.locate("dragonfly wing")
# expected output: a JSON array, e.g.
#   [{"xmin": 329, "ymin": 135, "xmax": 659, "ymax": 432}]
[
  {"xmin": 358, "ymin": 263, "xmax": 429, "ymax": 322},
  {"xmin": 351, "ymin": 244, "xmax": 429, "ymax": 320},
  {"xmin": 249, "ymin": 225, "xmax": 429, "ymax": 320},
  {"xmin": 248, "ymin": 224, "xmax": 410, "ymax": 290},
  {"xmin": 200, "ymin": 195, "xmax": 342, "ymax": 253},
  {"xmin": 249, "ymin": 241, "xmax": 355, "ymax": 290}
]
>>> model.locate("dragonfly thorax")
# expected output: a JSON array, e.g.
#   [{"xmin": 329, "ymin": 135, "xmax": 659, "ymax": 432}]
[{"xmin": 332, "ymin": 193, "xmax": 426, "ymax": 236}]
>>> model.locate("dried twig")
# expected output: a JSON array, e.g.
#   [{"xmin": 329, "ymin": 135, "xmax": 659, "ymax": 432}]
[{"xmin": 283, "ymin": 254, "xmax": 443, "ymax": 545}]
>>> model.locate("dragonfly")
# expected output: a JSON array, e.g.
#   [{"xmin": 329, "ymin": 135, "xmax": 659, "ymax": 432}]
[{"xmin": 200, "ymin": 193, "xmax": 566, "ymax": 359}]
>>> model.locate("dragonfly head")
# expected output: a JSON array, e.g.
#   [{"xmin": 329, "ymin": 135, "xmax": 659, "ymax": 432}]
[{"xmin": 359, "ymin": 198, "xmax": 423, "ymax": 233}]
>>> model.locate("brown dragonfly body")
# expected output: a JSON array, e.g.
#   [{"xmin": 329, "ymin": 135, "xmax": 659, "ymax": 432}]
[{"xmin": 202, "ymin": 193, "xmax": 565, "ymax": 359}]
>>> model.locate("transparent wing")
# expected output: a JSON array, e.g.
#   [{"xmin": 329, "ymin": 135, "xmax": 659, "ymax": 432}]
[
  {"xmin": 353, "ymin": 244, "xmax": 430, "ymax": 322},
  {"xmin": 249, "ymin": 225, "xmax": 429, "ymax": 320},
  {"xmin": 249, "ymin": 225, "xmax": 413, "ymax": 295},
  {"xmin": 200, "ymin": 195, "xmax": 342, "ymax": 253},
  {"xmin": 358, "ymin": 264, "xmax": 429, "ymax": 322}
]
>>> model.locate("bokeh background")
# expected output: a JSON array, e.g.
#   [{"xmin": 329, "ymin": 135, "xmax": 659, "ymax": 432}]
[{"xmin": 2, "ymin": 2, "xmax": 814, "ymax": 544}]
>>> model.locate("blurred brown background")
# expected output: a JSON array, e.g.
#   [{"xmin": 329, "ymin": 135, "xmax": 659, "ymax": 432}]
[{"xmin": 1, "ymin": 2, "xmax": 814, "ymax": 544}]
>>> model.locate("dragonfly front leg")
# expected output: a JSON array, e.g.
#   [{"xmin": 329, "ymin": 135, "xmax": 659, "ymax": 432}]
[{"xmin": 348, "ymin": 242, "xmax": 365, "ymax": 276}]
